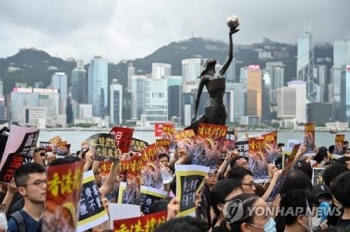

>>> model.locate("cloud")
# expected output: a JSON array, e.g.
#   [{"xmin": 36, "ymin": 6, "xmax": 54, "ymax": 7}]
[{"xmin": 0, "ymin": 0, "xmax": 349, "ymax": 63}]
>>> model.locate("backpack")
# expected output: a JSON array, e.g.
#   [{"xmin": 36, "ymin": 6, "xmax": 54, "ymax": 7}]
[{"xmin": 10, "ymin": 211, "xmax": 26, "ymax": 232}]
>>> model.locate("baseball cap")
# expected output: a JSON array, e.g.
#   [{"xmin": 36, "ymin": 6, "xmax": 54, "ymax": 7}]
[{"xmin": 312, "ymin": 183, "xmax": 332, "ymax": 198}]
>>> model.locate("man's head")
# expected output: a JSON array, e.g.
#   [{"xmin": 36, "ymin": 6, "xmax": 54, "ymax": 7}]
[
  {"xmin": 229, "ymin": 156, "xmax": 249, "ymax": 169},
  {"xmin": 281, "ymin": 189, "xmax": 318, "ymax": 228},
  {"xmin": 15, "ymin": 163, "xmax": 47, "ymax": 204},
  {"xmin": 228, "ymin": 167, "xmax": 255, "ymax": 194},
  {"xmin": 158, "ymin": 153, "xmax": 169, "ymax": 167},
  {"xmin": 210, "ymin": 179, "xmax": 243, "ymax": 218},
  {"xmin": 331, "ymin": 172, "xmax": 350, "ymax": 209},
  {"xmin": 322, "ymin": 164, "xmax": 350, "ymax": 187},
  {"xmin": 337, "ymin": 156, "xmax": 350, "ymax": 170}
]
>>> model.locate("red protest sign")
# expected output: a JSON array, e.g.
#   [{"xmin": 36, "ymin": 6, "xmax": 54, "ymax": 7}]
[
  {"xmin": 110, "ymin": 127, "xmax": 134, "ymax": 153},
  {"xmin": 113, "ymin": 210, "xmax": 167, "ymax": 231},
  {"xmin": 0, "ymin": 154, "xmax": 24, "ymax": 183}
]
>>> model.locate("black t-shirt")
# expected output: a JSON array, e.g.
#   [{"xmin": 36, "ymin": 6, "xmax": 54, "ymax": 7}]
[{"xmin": 337, "ymin": 218, "xmax": 350, "ymax": 229}]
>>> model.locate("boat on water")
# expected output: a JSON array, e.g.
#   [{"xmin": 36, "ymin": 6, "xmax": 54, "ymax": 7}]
[{"xmin": 329, "ymin": 129, "xmax": 338, "ymax": 134}]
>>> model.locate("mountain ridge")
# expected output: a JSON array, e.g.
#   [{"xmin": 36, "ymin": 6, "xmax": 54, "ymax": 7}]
[{"xmin": 0, "ymin": 37, "xmax": 333, "ymax": 98}]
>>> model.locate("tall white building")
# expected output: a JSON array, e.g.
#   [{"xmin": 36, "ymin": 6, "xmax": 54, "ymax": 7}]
[
  {"xmin": 181, "ymin": 58, "xmax": 201, "ymax": 93},
  {"xmin": 51, "ymin": 72, "xmax": 67, "ymax": 114},
  {"xmin": 78, "ymin": 104, "xmax": 93, "ymax": 119},
  {"xmin": 87, "ymin": 56, "xmax": 108, "ymax": 117},
  {"xmin": 110, "ymin": 79, "xmax": 123, "ymax": 125},
  {"xmin": 287, "ymin": 81, "xmax": 307, "ymax": 123},
  {"xmin": 277, "ymin": 87, "xmax": 296, "ymax": 118},
  {"xmin": 314, "ymin": 65, "xmax": 327, "ymax": 102},
  {"xmin": 143, "ymin": 78, "xmax": 168, "ymax": 123},
  {"xmin": 152, "ymin": 63, "xmax": 171, "ymax": 80},
  {"xmin": 297, "ymin": 29, "xmax": 318, "ymax": 102},
  {"xmin": 127, "ymin": 63, "xmax": 135, "ymax": 91}
]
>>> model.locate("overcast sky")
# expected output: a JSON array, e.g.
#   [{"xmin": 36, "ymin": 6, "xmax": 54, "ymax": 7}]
[{"xmin": 0, "ymin": 0, "xmax": 349, "ymax": 64}]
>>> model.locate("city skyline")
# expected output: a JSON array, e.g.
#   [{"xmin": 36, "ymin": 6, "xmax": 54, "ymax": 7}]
[{"xmin": 0, "ymin": 0, "xmax": 349, "ymax": 63}]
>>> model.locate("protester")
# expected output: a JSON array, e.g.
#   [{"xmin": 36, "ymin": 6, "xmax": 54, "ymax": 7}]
[
  {"xmin": 223, "ymin": 193, "xmax": 276, "ymax": 232},
  {"xmin": 7, "ymin": 163, "xmax": 47, "ymax": 232}
]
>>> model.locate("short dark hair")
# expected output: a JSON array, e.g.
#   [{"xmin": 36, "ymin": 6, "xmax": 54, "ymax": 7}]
[
  {"xmin": 149, "ymin": 198, "xmax": 171, "ymax": 214},
  {"xmin": 336, "ymin": 156, "xmax": 350, "ymax": 166},
  {"xmin": 331, "ymin": 172, "xmax": 350, "ymax": 208},
  {"xmin": 227, "ymin": 166, "xmax": 253, "ymax": 181},
  {"xmin": 154, "ymin": 216, "xmax": 209, "ymax": 232},
  {"xmin": 328, "ymin": 145, "xmax": 335, "ymax": 154},
  {"xmin": 229, "ymin": 156, "xmax": 248, "ymax": 168},
  {"xmin": 296, "ymin": 162, "xmax": 313, "ymax": 179},
  {"xmin": 322, "ymin": 164, "xmax": 349, "ymax": 187},
  {"xmin": 228, "ymin": 194, "xmax": 260, "ymax": 230},
  {"xmin": 158, "ymin": 153, "xmax": 169, "ymax": 162},
  {"xmin": 279, "ymin": 170, "xmax": 312, "ymax": 194},
  {"xmin": 280, "ymin": 189, "xmax": 318, "ymax": 226},
  {"xmin": 210, "ymin": 179, "xmax": 242, "ymax": 217},
  {"xmin": 14, "ymin": 163, "xmax": 46, "ymax": 187},
  {"xmin": 278, "ymin": 143, "xmax": 285, "ymax": 148},
  {"xmin": 313, "ymin": 150, "xmax": 328, "ymax": 163}
]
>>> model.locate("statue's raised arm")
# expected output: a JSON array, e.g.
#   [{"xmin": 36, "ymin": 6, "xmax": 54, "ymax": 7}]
[
  {"xmin": 185, "ymin": 15, "xmax": 240, "ymax": 134},
  {"xmin": 219, "ymin": 27, "xmax": 239, "ymax": 76}
]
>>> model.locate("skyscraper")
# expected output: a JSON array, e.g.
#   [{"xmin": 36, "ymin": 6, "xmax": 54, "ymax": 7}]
[
  {"xmin": 181, "ymin": 58, "xmax": 201, "ymax": 93},
  {"xmin": 167, "ymin": 76, "xmax": 182, "ymax": 121},
  {"xmin": 333, "ymin": 39, "xmax": 350, "ymax": 121},
  {"xmin": 287, "ymin": 81, "xmax": 307, "ymax": 123},
  {"xmin": 127, "ymin": 63, "xmax": 135, "ymax": 91},
  {"xmin": 277, "ymin": 87, "xmax": 297, "ymax": 125},
  {"xmin": 297, "ymin": 29, "xmax": 319, "ymax": 102},
  {"xmin": 152, "ymin": 63, "xmax": 171, "ymax": 80},
  {"xmin": 227, "ymin": 82, "xmax": 246, "ymax": 123},
  {"xmin": 131, "ymin": 75, "xmax": 146, "ymax": 120},
  {"xmin": 51, "ymin": 72, "xmax": 67, "ymax": 114},
  {"xmin": 87, "ymin": 56, "xmax": 108, "ymax": 117},
  {"xmin": 144, "ymin": 78, "xmax": 168, "ymax": 123},
  {"xmin": 246, "ymin": 65, "xmax": 262, "ymax": 120},
  {"xmin": 71, "ymin": 60, "xmax": 87, "ymax": 104},
  {"xmin": 110, "ymin": 79, "xmax": 123, "ymax": 125}
]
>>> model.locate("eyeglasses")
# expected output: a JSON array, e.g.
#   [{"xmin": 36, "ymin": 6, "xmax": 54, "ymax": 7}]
[
  {"xmin": 24, "ymin": 180, "xmax": 47, "ymax": 188},
  {"xmin": 242, "ymin": 183, "xmax": 255, "ymax": 187}
]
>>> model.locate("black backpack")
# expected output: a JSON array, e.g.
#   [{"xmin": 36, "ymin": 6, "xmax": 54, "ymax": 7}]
[{"xmin": 10, "ymin": 211, "xmax": 26, "ymax": 232}]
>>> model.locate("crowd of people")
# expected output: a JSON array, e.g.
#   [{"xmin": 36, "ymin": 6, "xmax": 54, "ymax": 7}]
[{"xmin": 0, "ymin": 135, "xmax": 350, "ymax": 232}]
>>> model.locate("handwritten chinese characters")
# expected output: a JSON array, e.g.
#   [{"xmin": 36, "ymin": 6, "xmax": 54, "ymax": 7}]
[
  {"xmin": 197, "ymin": 124, "xmax": 227, "ymax": 138},
  {"xmin": 87, "ymin": 134, "xmax": 119, "ymax": 162},
  {"xmin": 114, "ymin": 210, "xmax": 167, "ymax": 232}
]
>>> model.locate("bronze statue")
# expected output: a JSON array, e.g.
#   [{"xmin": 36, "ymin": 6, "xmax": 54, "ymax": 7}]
[{"xmin": 186, "ymin": 15, "xmax": 240, "ymax": 134}]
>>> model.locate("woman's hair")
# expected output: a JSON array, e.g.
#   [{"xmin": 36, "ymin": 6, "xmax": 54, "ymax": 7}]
[
  {"xmin": 210, "ymin": 179, "xmax": 242, "ymax": 218},
  {"xmin": 313, "ymin": 150, "xmax": 328, "ymax": 163},
  {"xmin": 226, "ymin": 194, "xmax": 260, "ymax": 231},
  {"xmin": 199, "ymin": 58, "xmax": 217, "ymax": 77},
  {"xmin": 279, "ymin": 170, "xmax": 312, "ymax": 194}
]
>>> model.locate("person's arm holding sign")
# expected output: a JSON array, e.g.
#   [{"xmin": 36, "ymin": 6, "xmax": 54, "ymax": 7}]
[{"xmin": 99, "ymin": 154, "xmax": 121, "ymax": 196}]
